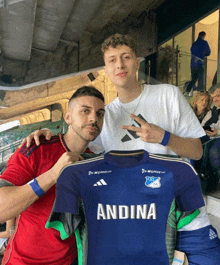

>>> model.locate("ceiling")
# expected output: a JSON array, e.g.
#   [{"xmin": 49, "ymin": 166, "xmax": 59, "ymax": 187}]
[
  {"xmin": 0, "ymin": 0, "xmax": 168, "ymax": 126},
  {"xmin": 0, "ymin": 0, "xmax": 165, "ymax": 61}
]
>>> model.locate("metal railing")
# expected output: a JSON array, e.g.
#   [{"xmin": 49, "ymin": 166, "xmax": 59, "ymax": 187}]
[{"xmin": 0, "ymin": 139, "xmax": 22, "ymax": 162}]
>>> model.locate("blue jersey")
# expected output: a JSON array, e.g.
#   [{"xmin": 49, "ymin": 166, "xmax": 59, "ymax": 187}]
[{"xmin": 46, "ymin": 150, "xmax": 204, "ymax": 265}]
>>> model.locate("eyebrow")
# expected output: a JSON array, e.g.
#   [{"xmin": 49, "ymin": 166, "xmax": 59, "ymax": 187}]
[
  {"xmin": 80, "ymin": 105, "xmax": 105, "ymax": 112},
  {"xmin": 106, "ymin": 52, "xmax": 133, "ymax": 59}
]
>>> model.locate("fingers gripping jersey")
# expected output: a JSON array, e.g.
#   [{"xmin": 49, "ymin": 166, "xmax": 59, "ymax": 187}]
[{"xmin": 46, "ymin": 150, "xmax": 205, "ymax": 265}]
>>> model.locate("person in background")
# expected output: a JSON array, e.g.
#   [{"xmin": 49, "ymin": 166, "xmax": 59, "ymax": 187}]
[
  {"xmin": 184, "ymin": 31, "xmax": 211, "ymax": 96},
  {"xmin": 190, "ymin": 91, "xmax": 212, "ymax": 123},
  {"xmin": 0, "ymin": 86, "xmax": 105, "ymax": 265},
  {"xmin": 194, "ymin": 83, "xmax": 220, "ymax": 193}
]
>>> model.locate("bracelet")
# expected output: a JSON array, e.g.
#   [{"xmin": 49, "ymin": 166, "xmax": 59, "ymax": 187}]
[
  {"xmin": 28, "ymin": 179, "xmax": 45, "ymax": 198},
  {"xmin": 161, "ymin": 131, "xmax": 171, "ymax": 146}
]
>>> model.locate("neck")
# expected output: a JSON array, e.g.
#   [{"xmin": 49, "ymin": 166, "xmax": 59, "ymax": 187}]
[
  {"xmin": 117, "ymin": 82, "xmax": 143, "ymax": 103},
  {"xmin": 63, "ymin": 130, "xmax": 88, "ymax": 153},
  {"xmin": 197, "ymin": 108, "xmax": 204, "ymax": 115}
]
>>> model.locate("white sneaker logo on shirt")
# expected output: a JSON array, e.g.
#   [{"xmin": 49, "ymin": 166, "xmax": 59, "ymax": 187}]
[{"xmin": 93, "ymin": 179, "xmax": 107, "ymax": 186}]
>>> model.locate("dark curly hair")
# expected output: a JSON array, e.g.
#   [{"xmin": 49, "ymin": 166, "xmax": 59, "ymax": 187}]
[{"xmin": 101, "ymin": 33, "xmax": 138, "ymax": 56}]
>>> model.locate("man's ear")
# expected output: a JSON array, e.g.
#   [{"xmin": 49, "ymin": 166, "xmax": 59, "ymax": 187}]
[
  {"xmin": 136, "ymin": 57, "xmax": 140, "ymax": 71},
  {"xmin": 63, "ymin": 111, "xmax": 71, "ymax": 125}
]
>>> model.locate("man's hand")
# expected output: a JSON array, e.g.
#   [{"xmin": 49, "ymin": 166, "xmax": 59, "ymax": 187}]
[
  {"xmin": 206, "ymin": 128, "xmax": 217, "ymax": 138},
  {"xmin": 49, "ymin": 152, "xmax": 84, "ymax": 182},
  {"xmin": 19, "ymin": 129, "xmax": 53, "ymax": 148},
  {"xmin": 121, "ymin": 114, "xmax": 165, "ymax": 144}
]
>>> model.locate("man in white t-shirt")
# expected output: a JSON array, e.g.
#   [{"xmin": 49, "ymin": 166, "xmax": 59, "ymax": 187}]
[{"xmin": 88, "ymin": 33, "xmax": 205, "ymax": 159}]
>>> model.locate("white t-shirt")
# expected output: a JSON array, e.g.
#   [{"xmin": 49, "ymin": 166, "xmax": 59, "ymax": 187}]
[{"xmin": 89, "ymin": 84, "xmax": 205, "ymax": 156}]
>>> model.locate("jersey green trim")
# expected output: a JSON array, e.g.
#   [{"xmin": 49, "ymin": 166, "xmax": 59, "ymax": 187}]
[
  {"xmin": 176, "ymin": 209, "xmax": 200, "ymax": 230},
  {"xmin": 45, "ymin": 221, "xmax": 69, "ymax": 240},
  {"xmin": 75, "ymin": 229, "xmax": 83, "ymax": 265}
]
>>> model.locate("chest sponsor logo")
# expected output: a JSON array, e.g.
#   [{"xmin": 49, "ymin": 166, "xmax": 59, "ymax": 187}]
[
  {"xmin": 88, "ymin": 170, "xmax": 112, "ymax": 175},
  {"xmin": 145, "ymin": 176, "xmax": 161, "ymax": 188},
  {"xmin": 97, "ymin": 203, "xmax": 157, "ymax": 220},
  {"xmin": 121, "ymin": 114, "xmax": 146, "ymax": 142},
  {"xmin": 142, "ymin": 169, "xmax": 165, "ymax": 174}
]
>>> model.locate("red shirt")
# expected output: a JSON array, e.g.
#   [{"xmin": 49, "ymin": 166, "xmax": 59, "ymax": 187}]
[{"xmin": 1, "ymin": 134, "xmax": 91, "ymax": 265}]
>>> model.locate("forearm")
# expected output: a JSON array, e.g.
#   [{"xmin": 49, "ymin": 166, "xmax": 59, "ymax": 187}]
[
  {"xmin": 0, "ymin": 169, "xmax": 57, "ymax": 222},
  {"xmin": 0, "ymin": 231, "xmax": 10, "ymax": 238},
  {"xmin": 167, "ymin": 134, "xmax": 203, "ymax": 160}
]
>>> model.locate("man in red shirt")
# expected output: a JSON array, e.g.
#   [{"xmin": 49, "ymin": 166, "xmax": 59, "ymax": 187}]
[{"xmin": 0, "ymin": 86, "xmax": 105, "ymax": 265}]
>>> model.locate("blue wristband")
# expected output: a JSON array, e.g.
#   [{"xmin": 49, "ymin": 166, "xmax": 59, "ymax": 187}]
[
  {"xmin": 28, "ymin": 179, "xmax": 45, "ymax": 198},
  {"xmin": 161, "ymin": 130, "xmax": 171, "ymax": 146}
]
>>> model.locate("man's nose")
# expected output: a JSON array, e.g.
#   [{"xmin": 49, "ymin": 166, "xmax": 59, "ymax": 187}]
[
  {"xmin": 116, "ymin": 58, "xmax": 124, "ymax": 69},
  {"xmin": 89, "ymin": 111, "xmax": 98, "ymax": 123}
]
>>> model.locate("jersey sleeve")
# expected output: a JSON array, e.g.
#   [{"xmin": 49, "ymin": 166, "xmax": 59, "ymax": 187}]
[
  {"xmin": 175, "ymin": 163, "xmax": 205, "ymax": 212},
  {"xmin": 0, "ymin": 145, "xmax": 36, "ymax": 185},
  {"xmin": 53, "ymin": 166, "xmax": 80, "ymax": 214},
  {"xmin": 46, "ymin": 166, "xmax": 81, "ymax": 240}
]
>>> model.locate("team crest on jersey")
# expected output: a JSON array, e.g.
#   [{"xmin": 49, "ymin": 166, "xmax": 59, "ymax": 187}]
[{"xmin": 145, "ymin": 176, "xmax": 161, "ymax": 188}]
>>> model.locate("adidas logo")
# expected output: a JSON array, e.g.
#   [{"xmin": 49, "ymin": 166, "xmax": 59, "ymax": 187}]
[
  {"xmin": 209, "ymin": 228, "xmax": 217, "ymax": 240},
  {"xmin": 93, "ymin": 179, "xmax": 107, "ymax": 186},
  {"xmin": 121, "ymin": 114, "xmax": 146, "ymax": 142}
]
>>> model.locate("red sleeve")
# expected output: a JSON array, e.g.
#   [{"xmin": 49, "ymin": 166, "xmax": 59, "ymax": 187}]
[{"xmin": 0, "ymin": 147, "xmax": 36, "ymax": 186}]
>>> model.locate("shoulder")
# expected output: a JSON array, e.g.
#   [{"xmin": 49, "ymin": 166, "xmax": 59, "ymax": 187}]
[
  {"xmin": 105, "ymin": 97, "xmax": 119, "ymax": 111},
  {"xmin": 149, "ymin": 153, "xmax": 197, "ymax": 175},
  {"xmin": 145, "ymin": 84, "xmax": 180, "ymax": 93},
  {"xmin": 145, "ymin": 84, "xmax": 183, "ymax": 103},
  {"xmin": 19, "ymin": 135, "xmax": 61, "ymax": 158}
]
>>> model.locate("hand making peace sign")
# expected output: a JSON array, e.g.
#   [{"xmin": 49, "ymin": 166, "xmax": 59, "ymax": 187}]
[{"xmin": 121, "ymin": 114, "xmax": 166, "ymax": 144}]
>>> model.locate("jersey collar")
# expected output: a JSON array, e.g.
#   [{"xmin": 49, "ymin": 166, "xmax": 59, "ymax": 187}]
[
  {"xmin": 104, "ymin": 150, "xmax": 149, "ymax": 168},
  {"xmin": 58, "ymin": 133, "xmax": 92, "ymax": 153}
]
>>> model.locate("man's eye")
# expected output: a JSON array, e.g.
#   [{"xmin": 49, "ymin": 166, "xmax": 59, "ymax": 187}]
[{"xmin": 82, "ymin": 109, "xmax": 89, "ymax": 113}]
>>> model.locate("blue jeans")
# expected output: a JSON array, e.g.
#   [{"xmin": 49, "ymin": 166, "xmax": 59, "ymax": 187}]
[{"xmin": 186, "ymin": 65, "xmax": 204, "ymax": 92}]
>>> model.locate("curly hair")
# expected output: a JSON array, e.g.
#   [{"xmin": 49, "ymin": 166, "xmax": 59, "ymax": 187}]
[{"xmin": 101, "ymin": 33, "xmax": 138, "ymax": 56}]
